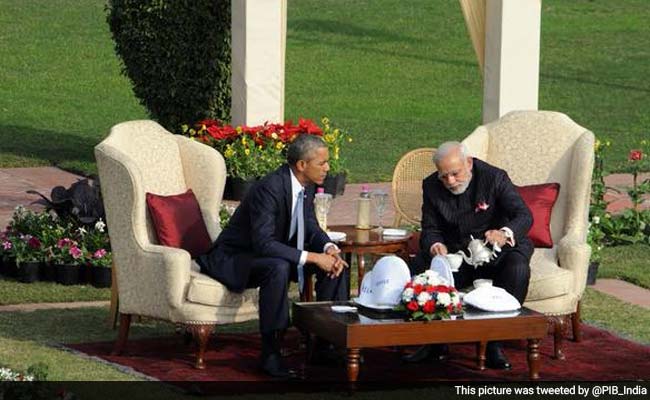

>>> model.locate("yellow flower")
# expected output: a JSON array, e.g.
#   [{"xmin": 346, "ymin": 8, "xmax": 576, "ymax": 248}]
[
  {"xmin": 334, "ymin": 146, "xmax": 339, "ymax": 160},
  {"xmin": 276, "ymin": 142, "xmax": 285, "ymax": 150},
  {"xmin": 181, "ymin": 124, "xmax": 189, "ymax": 133},
  {"xmin": 321, "ymin": 117, "xmax": 330, "ymax": 126},
  {"xmin": 241, "ymin": 136, "xmax": 247, "ymax": 145},
  {"xmin": 236, "ymin": 126, "xmax": 243, "ymax": 134},
  {"xmin": 595, "ymin": 139, "xmax": 601, "ymax": 151},
  {"xmin": 347, "ymin": 137, "xmax": 352, "ymax": 143},
  {"xmin": 189, "ymin": 128, "xmax": 196, "ymax": 136},
  {"xmin": 224, "ymin": 146, "xmax": 235, "ymax": 158},
  {"xmin": 271, "ymin": 132, "xmax": 278, "ymax": 140},
  {"xmin": 245, "ymin": 148, "xmax": 251, "ymax": 156},
  {"xmin": 605, "ymin": 140, "xmax": 611, "ymax": 147},
  {"xmin": 333, "ymin": 129, "xmax": 340, "ymax": 137},
  {"xmin": 324, "ymin": 133, "xmax": 335, "ymax": 144}
]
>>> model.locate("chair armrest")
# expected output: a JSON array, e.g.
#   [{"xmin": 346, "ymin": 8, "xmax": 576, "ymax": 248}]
[
  {"xmin": 140, "ymin": 244, "xmax": 192, "ymax": 310},
  {"xmin": 557, "ymin": 234, "xmax": 591, "ymax": 299}
]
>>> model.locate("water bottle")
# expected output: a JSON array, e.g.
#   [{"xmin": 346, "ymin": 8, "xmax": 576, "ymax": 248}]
[
  {"xmin": 356, "ymin": 184, "xmax": 371, "ymax": 229},
  {"xmin": 314, "ymin": 187, "xmax": 332, "ymax": 231}
]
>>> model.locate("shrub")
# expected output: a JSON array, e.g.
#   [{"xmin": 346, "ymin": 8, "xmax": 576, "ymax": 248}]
[{"xmin": 106, "ymin": 0, "xmax": 231, "ymax": 131}]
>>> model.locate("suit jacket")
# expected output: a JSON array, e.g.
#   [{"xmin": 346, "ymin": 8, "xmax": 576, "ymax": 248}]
[
  {"xmin": 199, "ymin": 164, "xmax": 330, "ymax": 292},
  {"xmin": 418, "ymin": 158, "xmax": 533, "ymax": 266}
]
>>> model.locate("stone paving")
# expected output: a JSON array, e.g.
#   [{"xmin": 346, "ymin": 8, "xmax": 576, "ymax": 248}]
[{"xmin": 0, "ymin": 167, "xmax": 648, "ymax": 311}]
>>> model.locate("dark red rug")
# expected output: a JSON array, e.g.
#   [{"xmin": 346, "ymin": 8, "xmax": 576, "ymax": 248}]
[{"xmin": 67, "ymin": 324, "xmax": 650, "ymax": 385}]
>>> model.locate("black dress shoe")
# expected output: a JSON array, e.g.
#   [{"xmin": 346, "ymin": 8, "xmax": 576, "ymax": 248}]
[
  {"xmin": 485, "ymin": 342, "xmax": 512, "ymax": 370},
  {"xmin": 402, "ymin": 344, "xmax": 449, "ymax": 363},
  {"xmin": 261, "ymin": 352, "xmax": 297, "ymax": 379}
]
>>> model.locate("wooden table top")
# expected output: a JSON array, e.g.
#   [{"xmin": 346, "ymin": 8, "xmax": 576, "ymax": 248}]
[
  {"xmin": 328, "ymin": 225, "xmax": 412, "ymax": 247},
  {"xmin": 292, "ymin": 301, "xmax": 547, "ymax": 349}
]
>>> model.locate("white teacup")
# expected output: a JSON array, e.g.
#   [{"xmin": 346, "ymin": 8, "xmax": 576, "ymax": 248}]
[
  {"xmin": 445, "ymin": 253, "xmax": 464, "ymax": 272},
  {"xmin": 473, "ymin": 279, "xmax": 493, "ymax": 289}
]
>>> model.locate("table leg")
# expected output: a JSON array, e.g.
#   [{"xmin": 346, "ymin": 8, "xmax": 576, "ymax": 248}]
[
  {"xmin": 527, "ymin": 339, "xmax": 541, "ymax": 380},
  {"xmin": 356, "ymin": 254, "xmax": 365, "ymax": 290},
  {"xmin": 476, "ymin": 341, "xmax": 487, "ymax": 370},
  {"xmin": 345, "ymin": 252, "xmax": 353, "ymax": 297},
  {"xmin": 347, "ymin": 348, "xmax": 361, "ymax": 382}
]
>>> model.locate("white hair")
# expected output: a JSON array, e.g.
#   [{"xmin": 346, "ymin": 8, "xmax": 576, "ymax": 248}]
[{"xmin": 433, "ymin": 141, "xmax": 469, "ymax": 165}]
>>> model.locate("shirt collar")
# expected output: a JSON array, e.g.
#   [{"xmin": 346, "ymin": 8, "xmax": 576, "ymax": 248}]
[{"xmin": 289, "ymin": 168, "xmax": 304, "ymax": 199}]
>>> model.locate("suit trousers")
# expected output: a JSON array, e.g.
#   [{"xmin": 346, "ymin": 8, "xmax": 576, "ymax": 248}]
[
  {"xmin": 246, "ymin": 257, "xmax": 349, "ymax": 334},
  {"xmin": 453, "ymin": 251, "xmax": 531, "ymax": 304}
]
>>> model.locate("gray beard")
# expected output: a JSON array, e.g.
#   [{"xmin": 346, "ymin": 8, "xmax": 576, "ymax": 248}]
[{"xmin": 449, "ymin": 172, "xmax": 472, "ymax": 195}]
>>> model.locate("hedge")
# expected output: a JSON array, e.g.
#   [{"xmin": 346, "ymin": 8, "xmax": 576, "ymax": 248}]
[{"xmin": 106, "ymin": 0, "xmax": 231, "ymax": 131}]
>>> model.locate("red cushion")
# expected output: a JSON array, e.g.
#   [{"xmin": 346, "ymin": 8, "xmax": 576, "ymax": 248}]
[
  {"xmin": 146, "ymin": 189, "xmax": 212, "ymax": 258},
  {"xmin": 516, "ymin": 183, "xmax": 560, "ymax": 248}
]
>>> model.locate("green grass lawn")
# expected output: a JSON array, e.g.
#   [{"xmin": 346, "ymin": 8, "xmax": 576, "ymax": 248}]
[
  {"xmin": 1, "ymin": 0, "xmax": 649, "ymax": 181},
  {"xmin": 0, "ymin": 279, "xmax": 110, "ymax": 305},
  {"xmin": 600, "ymin": 243, "xmax": 650, "ymax": 289}
]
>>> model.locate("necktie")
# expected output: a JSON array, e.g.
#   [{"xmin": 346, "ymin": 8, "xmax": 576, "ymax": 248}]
[{"xmin": 294, "ymin": 190, "xmax": 305, "ymax": 293}]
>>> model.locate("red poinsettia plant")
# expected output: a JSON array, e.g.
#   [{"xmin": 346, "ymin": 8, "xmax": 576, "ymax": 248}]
[{"xmin": 181, "ymin": 118, "xmax": 324, "ymax": 179}]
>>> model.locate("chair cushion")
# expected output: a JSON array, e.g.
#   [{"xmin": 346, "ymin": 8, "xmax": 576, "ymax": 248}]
[
  {"xmin": 186, "ymin": 263, "xmax": 256, "ymax": 307},
  {"xmin": 146, "ymin": 189, "xmax": 212, "ymax": 258},
  {"xmin": 526, "ymin": 249, "xmax": 573, "ymax": 301},
  {"xmin": 516, "ymin": 183, "xmax": 560, "ymax": 248}
]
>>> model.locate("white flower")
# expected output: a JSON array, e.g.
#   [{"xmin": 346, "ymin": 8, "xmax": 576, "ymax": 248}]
[
  {"xmin": 77, "ymin": 227, "xmax": 87, "ymax": 236},
  {"xmin": 402, "ymin": 288, "xmax": 414, "ymax": 302},
  {"xmin": 437, "ymin": 292, "xmax": 451, "ymax": 306},
  {"xmin": 95, "ymin": 219, "xmax": 106, "ymax": 232},
  {"xmin": 592, "ymin": 216, "xmax": 600, "ymax": 224},
  {"xmin": 417, "ymin": 291, "xmax": 432, "ymax": 306},
  {"xmin": 413, "ymin": 274, "xmax": 428, "ymax": 286}
]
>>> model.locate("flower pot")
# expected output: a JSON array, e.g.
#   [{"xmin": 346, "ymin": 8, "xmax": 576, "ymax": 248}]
[
  {"xmin": 91, "ymin": 267, "xmax": 112, "ymax": 288},
  {"xmin": 228, "ymin": 177, "xmax": 257, "ymax": 201},
  {"xmin": 79, "ymin": 263, "xmax": 92, "ymax": 284},
  {"xmin": 1, "ymin": 258, "xmax": 18, "ymax": 278},
  {"xmin": 223, "ymin": 176, "xmax": 234, "ymax": 200},
  {"xmin": 55, "ymin": 263, "xmax": 80, "ymax": 285},
  {"xmin": 321, "ymin": 172, "xmax": 347, "ymax": 197},
  {"xmin": 39, "ymin": 262, "xmax": 56, "ymax": 282},
  {"xmin": 587, "ymin": 261, "xmax": 599, "ymax": 286},
  {"xmin": 18, "ymin": 261, "xmax": 40, "ymax": 283}
]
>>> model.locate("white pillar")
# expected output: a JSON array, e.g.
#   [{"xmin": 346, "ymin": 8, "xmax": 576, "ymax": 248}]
[
  {"xmin": 482, "ymin": 0, "xmax": 541, "ymax": 123},
  {"xmin": 231, "ymin": 0, "xmax": 287, "ymax": 126}
]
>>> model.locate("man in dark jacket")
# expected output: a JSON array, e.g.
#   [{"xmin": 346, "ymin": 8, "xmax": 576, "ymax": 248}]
[
  {"xmin": 198, "ymin": 134, "xmax": 348, "ymax": 378},
  {"xmin": 406, "ymin": 141, "xmax": 533, "ymax": 369}
]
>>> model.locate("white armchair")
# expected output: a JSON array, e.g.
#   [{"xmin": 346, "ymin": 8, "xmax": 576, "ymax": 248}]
[
  {"xmin": 95, "ymin": 120, "xmax": 259, "ymax": 369},
  {"xmin": 462, "ymin": 110, "xmax": 594, "ymax": 359}
]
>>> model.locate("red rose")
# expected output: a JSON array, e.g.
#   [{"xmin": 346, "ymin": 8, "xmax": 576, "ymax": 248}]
[
  {"xmin": 413, "ymin": 284, "xmax": 424, "ymax": 295},
  {"xmin": 629, "ymin": 149, "xmax": 643, "ymax": 161},
  {"xmin": 422, "ymin": 300, "xmax": 435, "ymax": 313},
  {"xmin": 406, "ymin": 300, "xmax": 419, "ymax": 312}
]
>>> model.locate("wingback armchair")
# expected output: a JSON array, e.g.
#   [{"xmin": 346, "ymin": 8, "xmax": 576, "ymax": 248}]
[
  {"xmin": 462, "ymin": 110, "xmax": 594, "ymax": 359},
  {"xmin": 95, "ymin": 120, "xmax": 259, "ymax": 369}
]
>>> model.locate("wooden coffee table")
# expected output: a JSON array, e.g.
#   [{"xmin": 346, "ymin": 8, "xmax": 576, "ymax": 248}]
[{"xmin": 292, "ymin": 301, "xmax": 547, "ymax": 382}]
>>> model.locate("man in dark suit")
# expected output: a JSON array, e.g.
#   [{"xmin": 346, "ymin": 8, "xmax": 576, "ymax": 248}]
[
  {"xmin": 197, "ymin": 134, "xmax": 349, "ymax": 378},
  {"xmin": 405, "ymin": 141, "xmax": 533, "ymax": 369}
]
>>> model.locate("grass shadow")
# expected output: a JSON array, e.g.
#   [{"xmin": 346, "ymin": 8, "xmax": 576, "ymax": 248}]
[{"xmin": 0, "ymin": 125, "xmax": 97, "ymax": 172}]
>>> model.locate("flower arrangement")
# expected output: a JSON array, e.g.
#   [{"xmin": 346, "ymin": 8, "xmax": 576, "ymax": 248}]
[
  {"xmin": 49, "ymin": 238, "xmax": 84, "ymax": 265},
  {"xmin": 181, "ymin": 117, "xmax": 352, "ymax": 180},
  {"xmin": 396, "ymin": 270, "xmax": 462, "ymax": 321}
]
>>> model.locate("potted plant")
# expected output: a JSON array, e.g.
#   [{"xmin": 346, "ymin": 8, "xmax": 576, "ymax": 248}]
[
  {"xmin": 182, "ymin": 118, "xmax": 325, "ymax": 200},
  {"xmin": 319, "ymin": 117, "xmax": 352, "ymax": 197},
  {"xmin": 51, "ymin": 238, "xmax": 84, "ymax": 285},
  {"xmin": 88, "ymin": 249, "xmax": 112, "ymax": 288},
  {"xmin": 81, "ymin": 219, "xmax": 112, "ymax": 288},
  {"xmin": 14, "ymin": 234, "xmax": 43, "ymax": 283},
  {"xmin": 587, "ymin": 138, "xmax": 610, "ymax": 285}
]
